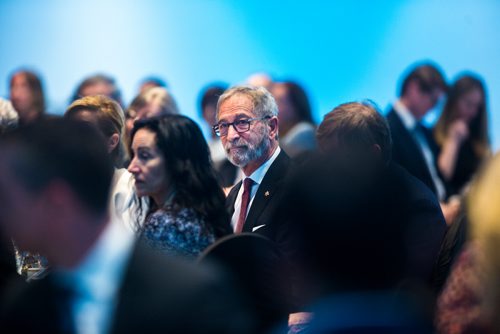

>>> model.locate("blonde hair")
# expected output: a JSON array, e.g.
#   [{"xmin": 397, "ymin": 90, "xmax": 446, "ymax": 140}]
[
  {"xmin": 65, "ymin": 95, "xmax": 127, "ymax": 167},
  {"xmin": 467, "ymin": 152, "xmax": 500, "ymax": 323}
]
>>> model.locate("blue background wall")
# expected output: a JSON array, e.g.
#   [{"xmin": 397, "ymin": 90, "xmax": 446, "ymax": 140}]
[{"xmin": 1, "ymin": 0, "xmax": 499, "ymax": 148}]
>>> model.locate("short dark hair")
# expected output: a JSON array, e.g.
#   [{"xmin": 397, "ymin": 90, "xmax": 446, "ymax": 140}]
[
  {"xmin": 400, "ymin": 62, "xmax": 447, "ymax": 97},
  {"xmin": 273, "ymin": 81, "xmax": 314, "ymax": 124},
  {"xmin": 316, "ymin": 101, "xmax": 392, "ymax": 164},
  {"xmin": 199, "ymin": 84, "xmax": 228, "ymax": 118},
  {"xmin": 1, "ymin": 117, "xmax": 113, "ymax": 215},
  {"xmin": 71, "ymin": 74, "xmax": 122, "ymax": 104}
]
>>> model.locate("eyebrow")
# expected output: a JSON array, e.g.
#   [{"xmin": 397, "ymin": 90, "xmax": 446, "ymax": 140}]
[{"xmin": 218, "ymin": 113, "xmax": 254, "ymax": 122}]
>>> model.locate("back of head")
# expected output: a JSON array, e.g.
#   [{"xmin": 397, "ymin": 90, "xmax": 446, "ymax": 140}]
[
  {"xmin": 1, "ymin": 117, "xmax": 114, "ymax": 215},
  {"xmin": 199, "ymin": 84, "xmax": 228, "ymax": 123},
  {"xmin": 65, "ymin": 95, "xmax": 127, "ymax": 166},
  {"xmin": 316, "ymin": 101, "xmax": 392, "ymax": 166},
  {"xmin": 400, "ymin": 62, "xmax": 447, "ymax": 97}
]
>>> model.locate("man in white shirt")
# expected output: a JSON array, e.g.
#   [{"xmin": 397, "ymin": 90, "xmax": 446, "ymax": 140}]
[
  {"xmin": 0, "ymin": 118, "xmax": 253, "ymax": 334},
  {"xmin": 386, "ymin": 62, "xmax": 447, "ymax": 200},
  {"xmin": 215, "ymin": 85, "xmax": 292, "ymax": 237}
]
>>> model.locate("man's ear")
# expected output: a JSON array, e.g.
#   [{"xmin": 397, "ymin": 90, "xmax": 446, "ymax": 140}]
[
  {"xmin": 268, "ymin": 116, "xmax": 279, "ymax": 139},
  {"xmin": 108, "ymin": 133, "xmax": 120, "ymax": 153}
]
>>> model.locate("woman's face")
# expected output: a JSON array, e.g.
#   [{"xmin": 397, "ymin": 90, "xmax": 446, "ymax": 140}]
[
  {"xmin": 456, "ymin": 88, "xmax": 483, "ymax": 123},
  {"xmin": 10, "ymin": 73, "xmax": 35, "ymax": 115},
  {"xmin": 128, "ymin": 128, "xmax": 169, "ymax": 205}
]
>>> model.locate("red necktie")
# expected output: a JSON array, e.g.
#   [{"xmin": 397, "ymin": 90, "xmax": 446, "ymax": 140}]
[{"xmin": 235, "ymin": 178, "xmax": 254, "ymax": 233}]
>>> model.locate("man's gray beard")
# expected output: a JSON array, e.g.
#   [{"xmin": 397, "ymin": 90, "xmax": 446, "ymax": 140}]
[{"xmin": 225, "ymin": 134, "xmax": 270, "ymax": 168}]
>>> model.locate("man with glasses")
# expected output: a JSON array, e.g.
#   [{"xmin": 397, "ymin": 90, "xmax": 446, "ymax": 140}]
[
  {"xmin": 387, "ymin": 62, "xmax": 448, "ymax": 201},
  {"xmin": 214, "ymin": 85, "xmax": 291, "ymax": 238}
]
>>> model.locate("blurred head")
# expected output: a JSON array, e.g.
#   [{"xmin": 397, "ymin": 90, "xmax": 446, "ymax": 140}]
[
  {"xmin": 65, "ymin": 95, "xmax": 127, "ymax": 167},
  {"xmin": 246, "ymin": 72, "xmax": 273, "ymax": 89},
  {"xmin": 271, "ymin": 81, "xmax": 314, "ymax": 136},
  {"xmin": 0, "ymin": 118, "xmax": 113, "ymax": 257},
  {"xmin": 9, "ymin": 70, "xmax": 45, "ymax": 124},
  {"xmin": 139, "ymin": 76, "xmax": 167, "ymax": 94},
  {"xmin": 199, "ymin": 84, "xmax": 228, "ymax": 130},
  {"xmin": 399, "ymin": 63, "xmax": 447, "ymax": 120},
  {"xmin": 125, "ymin": 87, "xmax": 179, "ymax": 138},
  {"xmin": 317, "ymin": 101, "xmax": 392, "ymax": 167},
  {"xmin": 435, "ymin": 74, "xmax": 489, "ymax": 155},
  {"xmin": 215, "ymin": 85, "xmax": 279, "ymax": 174},
  {"xmin": 71, "ymin": 74, "xmax": 122, "ymax": 106},
  {"xmin": 128, "ymin": 115, "xmax": 230, "ymax": 236}
]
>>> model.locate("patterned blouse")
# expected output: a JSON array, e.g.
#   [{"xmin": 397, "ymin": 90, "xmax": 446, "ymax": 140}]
[{"xmin": 139, "ymin": 207, "xmax": 216, "ymax": 260}]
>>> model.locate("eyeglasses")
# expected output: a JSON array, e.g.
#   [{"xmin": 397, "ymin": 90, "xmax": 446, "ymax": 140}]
[{"xmin": 213, "ymin": 116, "xmax": 271, "ymax": 137}]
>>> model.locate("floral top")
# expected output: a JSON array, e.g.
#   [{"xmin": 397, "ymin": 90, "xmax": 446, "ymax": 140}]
[{"xmin": 139, "ymin": 207, "xmax": 216, "ymax": 259}]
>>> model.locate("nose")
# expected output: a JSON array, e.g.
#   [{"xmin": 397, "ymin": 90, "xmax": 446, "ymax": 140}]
[
  {"xmin": 127, "ymin": 157, "xmax": 140, "ymax": 175},
  {"xmin": 226, "ymin": 123, "xmax": 240, "ymax": 142}
]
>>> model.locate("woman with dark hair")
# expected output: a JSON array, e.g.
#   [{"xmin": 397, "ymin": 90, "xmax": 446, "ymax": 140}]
[
  {"xmin": 270, "ymin": 81, "xmax": 316, "ymax": 157},
  {"xmin": 128, "ymin": 115, "xmax": 231, "ymax": 258},
  {"xmin": 434, "ymin": 73, "xmax": 490, "ymax": 196},
  {"xmin": 9, "ymin": 70, "xmax": 46, "ymax": 125}
]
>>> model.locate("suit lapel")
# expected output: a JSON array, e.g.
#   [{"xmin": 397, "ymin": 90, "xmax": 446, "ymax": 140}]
[
  {"xmin": 243, "ymin": 151, "xmax": 290, "ymax": 232},
  {"xmin": 225, "ymin": 181, "xmax": 242, "ymax": 217}
]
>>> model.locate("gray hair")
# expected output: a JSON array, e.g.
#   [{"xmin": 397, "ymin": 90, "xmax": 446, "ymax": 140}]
[
  {"xmin": 0, "ymin": 98, "xmax": 19, "ymax": 133},
  {"xmin": 216, "ymin": 85, "xmax": 278, "ymax": 120}
]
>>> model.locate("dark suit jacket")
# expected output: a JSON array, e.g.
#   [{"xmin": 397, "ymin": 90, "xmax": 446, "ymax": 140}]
[
  {"xmin": 382, "ymin": 162, "xmax": 447, "ymax": 283},
  {"xmin": 387, "ymin": 108, "xmax": 442, "ymax": 197},
  {"xmin": 226, "ymin": 150, "xmax": 292, "ymax": 246},
  {"xmin": 0, "ymin": 241, "xmax": 253, "ymax": 334}
]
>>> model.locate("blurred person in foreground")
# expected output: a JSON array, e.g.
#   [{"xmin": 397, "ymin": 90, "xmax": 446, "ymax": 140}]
[
  {"xmin": 0, "ymin": 117, "xmax": 253, "ymax": 333},
  {"xmin": 9, "ymin": 69, "xmax": 46, "ymax": 125},
  {"xmin": 435, "ymin": 152, "xmax": 500, "ymax": 333},
  {"xmin": 281, "ymin": 101, "xmax": 446, "ymax": 333},
  {"xmin": 128, "ymin": 115, "xmax": 231, "ymax": 259}
]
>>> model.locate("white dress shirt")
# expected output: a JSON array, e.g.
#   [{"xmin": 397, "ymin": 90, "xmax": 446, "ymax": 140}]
[
  {"xmin": 231, "ymin": 147, "xmax": 281, "ymax": 231},
  {"xmin": 393, "ymin": 100, "xmax": 446, "ymax": 200},
  {"xmin": 53, "ymin": 221, "xmax": 135, "ymax": 334}
]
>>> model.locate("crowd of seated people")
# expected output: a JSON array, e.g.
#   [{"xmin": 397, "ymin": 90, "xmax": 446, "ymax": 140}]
[{"xmin": 0, "ymin": 61, "xmax": 496, "ymax": 333}]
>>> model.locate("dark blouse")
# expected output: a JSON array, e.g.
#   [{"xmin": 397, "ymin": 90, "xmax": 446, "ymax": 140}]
[
  {"xmin": 139, "ymin": 207, "xmax": 216, "ymax": 259},
  {"xmin": 447, "ymin": 141, "xmax": 482, "ymax": 196}
]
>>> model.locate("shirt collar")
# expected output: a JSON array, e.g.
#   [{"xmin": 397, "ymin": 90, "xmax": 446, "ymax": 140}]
[
  {"xmin": 393, "ymin": 100, "xmax": 418, "ymax": 130},
  {"xmin": 247, "ymin": 146, "xmax": 281, "ymax": 186}
]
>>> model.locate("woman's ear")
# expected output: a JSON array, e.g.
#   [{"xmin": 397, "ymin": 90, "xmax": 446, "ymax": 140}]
[{"xmin": 108, "ymin": 133, "xmax": 120, "ymax": 153}]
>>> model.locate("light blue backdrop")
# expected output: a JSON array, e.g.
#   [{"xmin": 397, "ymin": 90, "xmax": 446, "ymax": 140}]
[{"xmin": 1, "ymin": 0, "xmax": 499, "ymax": 148}]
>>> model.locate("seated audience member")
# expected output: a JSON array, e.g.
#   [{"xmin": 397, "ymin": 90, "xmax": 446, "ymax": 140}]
[
  {"xmin": 270, "ymin": 81, "xmax": 316, "ymax": 157},
  {"xmin": 316, "ymin": 101, "xmax": 446, "ymax": 286},
  {"xmin": 65, "ymin": 95, "xmax": 146, "ymax": 233},
  {"xmin": 198, "ymin": 83, "xmax": 237, "ymax": 187},
  {"xmin": 387, "ymin": 62, "xmax": 447, "ymax": 200},
  {"xmin": 71, "ymin": 73, "xmax": 123, "ymax": 106},
  {"xmin": 8, "ymin": 69, "xmax": 46, "ymax": 125},
  {"xmin": 138, "ymin": 76, "xmax": 167, "ymax": 94},
  {"xmin": 434, "ymin": 73, "xmax": 491, "ymax": 197},
  {"xmin": 436, "ymin": 153, "xmax": 500, "ymax": 333},
  {"xmin": 279, "ymin": 154, "xmax": 434, "ymax": 333},
  {"xmin": 125, "ymin": 87, "xmax": 179, "ymax": 140},
  {"xmin": 0, "ymin": 118, "xmax": 253, "ymax": 333},
  {"xmin": 246, "ymin": 72, "xmax": 273, "ymax": 89},
  {"xmin": 128, "ymin": 115, "xmax": 231, "ymax": 259}
]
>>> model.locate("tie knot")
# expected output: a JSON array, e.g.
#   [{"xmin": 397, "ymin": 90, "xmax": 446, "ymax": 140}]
[{"xmin": 243, "ymin": 178, "xmax": 254, "ymax": 191}]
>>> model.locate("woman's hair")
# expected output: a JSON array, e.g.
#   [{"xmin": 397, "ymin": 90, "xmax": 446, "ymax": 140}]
[
  {"xmin": 65, "ymin": 95, "xmax": 127, "ymax": 167},
  {"xmin": 278, "ymin": 81, "xmax": 314, "ymax": 124},
  {"xmin": 130, "ymin": 115, "xmax": 231, "ymax": 237},
  {"xmin": 434, "ymin": 73, "xmax": 490, "ymax": 159},
  {"xmin": 9, "ymin": 70, "xmax": 46, "ymax": 116}
]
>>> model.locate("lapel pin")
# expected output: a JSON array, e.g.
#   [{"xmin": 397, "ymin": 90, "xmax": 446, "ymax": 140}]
[{"xmin": 264, "ymin": 191, "xmax": 270, "ymax": 197}]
